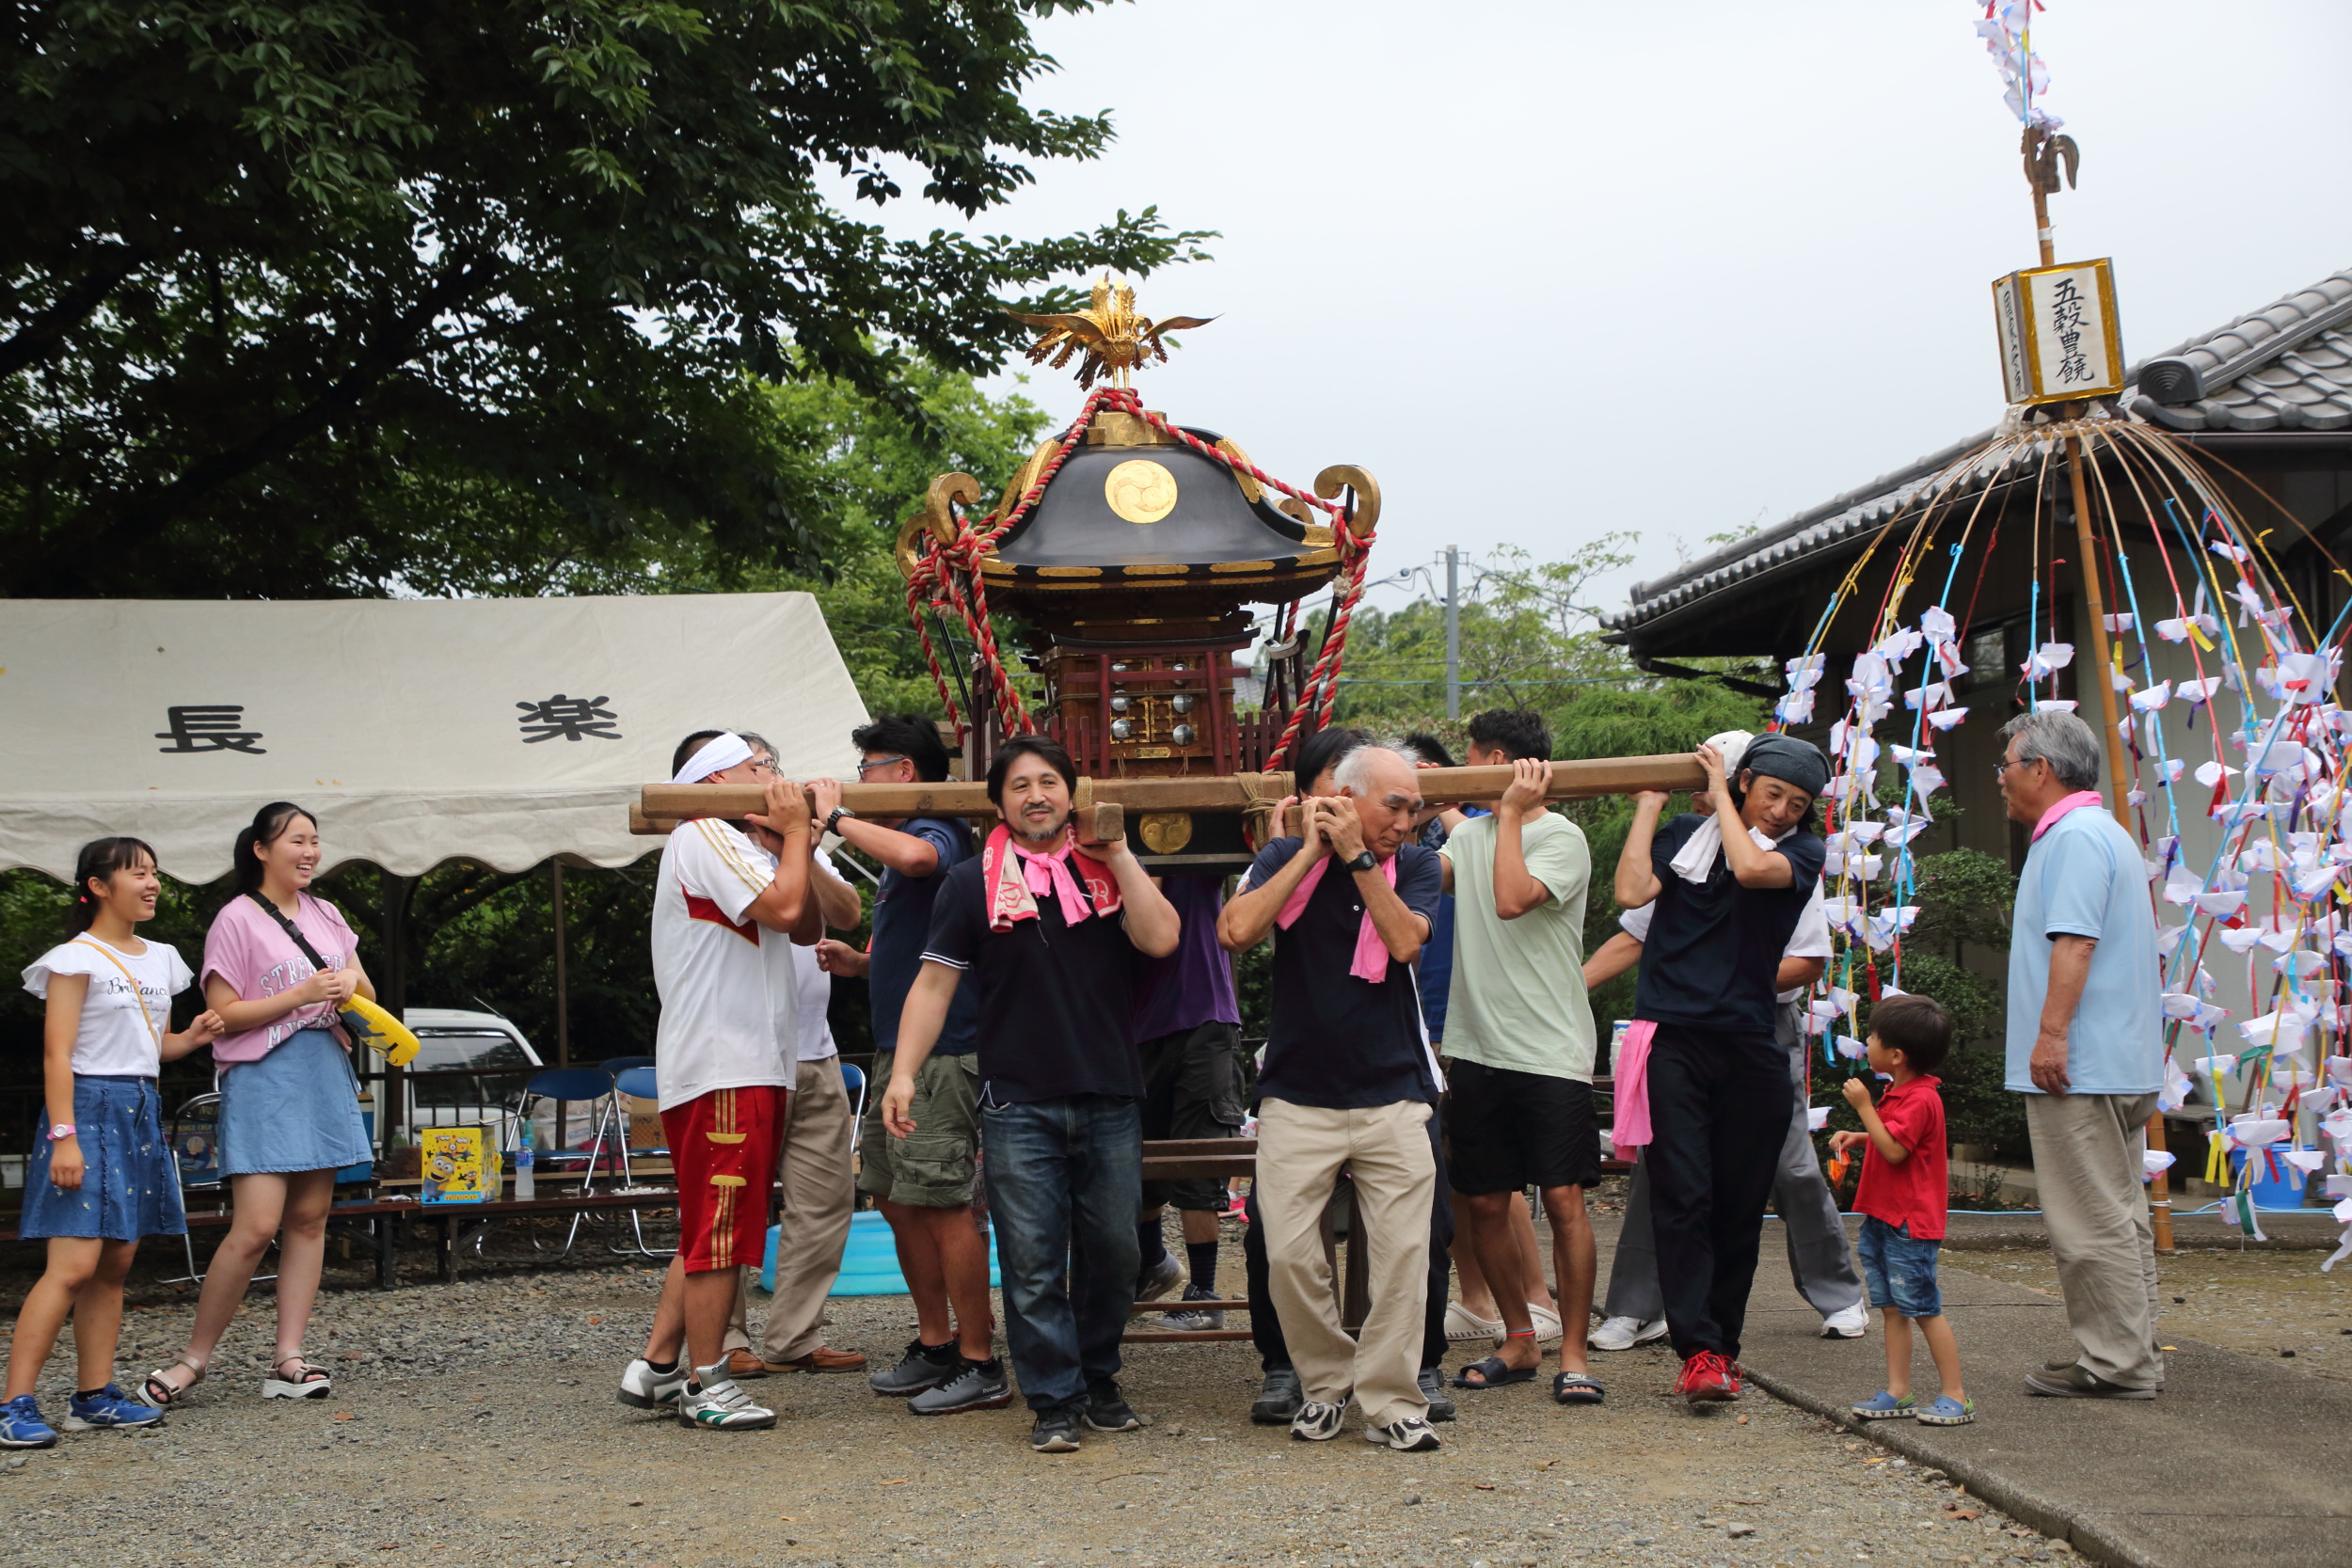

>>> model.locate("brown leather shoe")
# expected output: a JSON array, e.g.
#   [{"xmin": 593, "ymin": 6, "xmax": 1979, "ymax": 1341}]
[
  {"xmin": 723, "ymin": 1349, "xmax": 771, "ymax": 1380},
  {"xmin": 764, "ymin": 1345, "xmax": 866, "ymax": 1374}
]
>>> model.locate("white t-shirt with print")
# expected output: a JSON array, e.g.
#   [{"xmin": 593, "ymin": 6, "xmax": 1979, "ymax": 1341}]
[
  {"xmin": 651, "ymin": 818, "xmax": 801, "ymax": 1112},
  {"xmin": 1619, "ymin": 824, "xmax": 1831, "ymax": 1004},
  {"xmin": 22, "ymin": 935, "xmax": 194, "ymax": 1077}
]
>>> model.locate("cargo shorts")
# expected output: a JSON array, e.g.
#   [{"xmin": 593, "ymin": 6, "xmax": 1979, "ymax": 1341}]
[{"xmin": 859, "ymin": 1051, "xmax": 981, "ymax": 1208}]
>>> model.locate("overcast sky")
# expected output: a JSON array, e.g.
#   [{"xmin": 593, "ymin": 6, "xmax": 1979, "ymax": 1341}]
[{"xmin": 867, "ymin": 1, "xmax": 2352, "ymax": 622}]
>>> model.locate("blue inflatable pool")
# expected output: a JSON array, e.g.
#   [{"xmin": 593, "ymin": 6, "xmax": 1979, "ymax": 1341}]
[{"xmin": 761, "ymin": 1209, "xmax": 1001, "ymax": 1296}]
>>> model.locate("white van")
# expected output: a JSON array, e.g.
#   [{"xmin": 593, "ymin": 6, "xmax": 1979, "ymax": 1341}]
[{"xmin": 393, "ymin": 1007, "xmax": 546, "ymax": 1148}]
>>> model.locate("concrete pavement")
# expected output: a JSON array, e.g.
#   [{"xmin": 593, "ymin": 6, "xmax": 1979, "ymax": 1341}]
[{"xmin": 1583, "ymin": 1210, "xmax": 2352, "ymax": 1568}]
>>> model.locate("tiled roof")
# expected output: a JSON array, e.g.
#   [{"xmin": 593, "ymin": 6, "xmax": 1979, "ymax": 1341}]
[{"xmin": 1609, "ymin": 265, "xmax": 2352, "ymax": 637}]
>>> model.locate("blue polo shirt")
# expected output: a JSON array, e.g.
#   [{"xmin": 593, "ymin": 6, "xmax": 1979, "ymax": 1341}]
[
  {"xmin": 1244, "ymin": 838, "xmax": 1443, "ymax": 1109},
  {"xmin": 2006, "ymin": 806, "xmax": 2162, "ymax": 1095},
  {"xmin": 868, "ymin": 816, "xmax": 981, "ymax": 1057}
]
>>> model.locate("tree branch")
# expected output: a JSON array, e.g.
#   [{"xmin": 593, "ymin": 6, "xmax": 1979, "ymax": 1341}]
[
  {"xmin": 12, "ymin": 251, "xmax": 500, "ymax": 592},
  {"xmin": 0, "ymin": 247, "xmax": 150, "ymax": 381}
]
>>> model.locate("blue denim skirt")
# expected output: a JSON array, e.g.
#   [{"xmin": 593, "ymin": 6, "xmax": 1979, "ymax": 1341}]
[
  {"xmin": 19, "ymin": 1075, "xmax": 187, "ymax": 1242},
  {"xmin": 218, "ymin": 1028, "xmax": 372, "ymax": 1177}
]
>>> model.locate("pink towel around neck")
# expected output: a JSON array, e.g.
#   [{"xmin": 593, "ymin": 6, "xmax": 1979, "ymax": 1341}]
[
  {"xmin": 1612, "ymin": 1020, "xmax": 1658, "ymax": 1149},
  {"xmin": 2031, "ymin": 789, "xmax": 2107, "ymax": 842},
  {"xmin": 1276, "ymin": 848, "xmax": 1398, "ymax": 982},
  {"xmin": 983, "ymin": 823, "xmax": 1120, "ymax": 932}
]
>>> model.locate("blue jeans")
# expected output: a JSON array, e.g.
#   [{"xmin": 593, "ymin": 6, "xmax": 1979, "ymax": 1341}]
[
  {"xmin": 1855, "ymin": 1215, "xmax": 1944, "ymax": 1319},
  {"xmin": 981, "ymin": 1095, "xmax": 1143, "ymax": 1411}
]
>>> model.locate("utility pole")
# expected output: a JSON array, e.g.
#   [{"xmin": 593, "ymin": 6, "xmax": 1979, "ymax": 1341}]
[{"xmin": 1445, "ymin": 546, "xmax": 1460, "ymax": 721}]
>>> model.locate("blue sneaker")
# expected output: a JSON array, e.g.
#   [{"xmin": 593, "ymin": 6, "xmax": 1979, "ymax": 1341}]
[
  {"xmin": 66, "ymin": 1385, "xmax": 165, "ymax": 1431},
  {"xmin": 1851, "ymin": 1389, "xmax": 1916, "ymax": 1420},
  {"xmin": 1915, "ymin": 1394, "xmax": 1976, "ymax": 1426},
  {"xmin": 0, "ymin": 1395, "xmax": 58, "ymax": 1449}
]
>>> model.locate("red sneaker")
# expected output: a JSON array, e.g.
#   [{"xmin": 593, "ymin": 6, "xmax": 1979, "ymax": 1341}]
[{"xmin": 1677, "ymin": 1351, "xmax": 1740, "ymax": 1403}]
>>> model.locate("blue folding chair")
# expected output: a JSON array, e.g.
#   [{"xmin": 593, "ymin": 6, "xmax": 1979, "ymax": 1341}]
[
  {"xmin": 509, "ymin": 1066, "xmax": 621, "ymax": 1257},
  {"xmin": 838, "ymin": 1061, "xmax": 868, "ymax": 1155},
  {"xmin": 610, "ymin": 1065, "xmax": 676, "ymax": 1258}
]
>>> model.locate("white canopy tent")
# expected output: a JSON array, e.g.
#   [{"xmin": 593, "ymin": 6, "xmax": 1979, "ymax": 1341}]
[{"xmin": 0, "ymin": 594, "xmax": 869, "ymax": 882}]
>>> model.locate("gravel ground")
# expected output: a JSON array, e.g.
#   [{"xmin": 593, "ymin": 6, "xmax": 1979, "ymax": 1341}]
[
  {"xmin": 1, "ymin": 1224, "xmax": 2078, "ymax": 1568},
  {"xmin": 1963, "ymin": 1239, "xmax": 2352, "ymax": 1382}
]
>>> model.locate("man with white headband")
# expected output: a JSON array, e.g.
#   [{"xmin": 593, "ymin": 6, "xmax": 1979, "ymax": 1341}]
[
  {"xmin": 618, "ymin": 729, "xmax": 820, "ymax": 1432},
  {"xmin": 1582, "ymin": 731, "xmax": 1866, "ymax": 1350}
]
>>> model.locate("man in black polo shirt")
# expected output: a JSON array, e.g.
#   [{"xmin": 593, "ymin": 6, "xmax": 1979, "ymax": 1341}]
[
  {"xmin": 881, "ymin": 736, "xmax": 1181, "ymax": 1453},
  {"xmin": 1219, "ymin": 742, "xmax": 1445, "ymax": 1454}
]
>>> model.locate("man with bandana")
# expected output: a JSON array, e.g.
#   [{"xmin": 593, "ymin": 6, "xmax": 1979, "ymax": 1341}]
[{"xmin": 1613, "ymin": 732, "xmax": 1830, "ymax": 1406}]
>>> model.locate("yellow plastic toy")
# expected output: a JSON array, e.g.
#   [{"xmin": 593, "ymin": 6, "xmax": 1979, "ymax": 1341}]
[{"xmin": 339, "ymin": 993, "xmax": 421, "ymax": 1067}]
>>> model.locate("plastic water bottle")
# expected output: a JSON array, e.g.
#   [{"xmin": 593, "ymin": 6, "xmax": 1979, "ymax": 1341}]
[{"xmin": 515, "ymin": 1120, "xmax": 535, "ymax": 1201}]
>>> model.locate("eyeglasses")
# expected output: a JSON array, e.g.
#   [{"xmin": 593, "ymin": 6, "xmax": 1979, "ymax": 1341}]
[
  {"xmin": 1992, "ymin": 757, "xmax": 2041, "ymax": 780},
  {"xmin": 855, "ymin": 755, "xmax": 909, "ymax": 774},
  {"xmin": 749, "ymin": 756, "xmax": 779, "ymax": 774}
]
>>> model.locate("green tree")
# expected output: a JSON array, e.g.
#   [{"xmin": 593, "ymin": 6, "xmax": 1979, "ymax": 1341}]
[{"xmin": 2, "ymin": 0, "xmax": 1209, "ymax": 597}]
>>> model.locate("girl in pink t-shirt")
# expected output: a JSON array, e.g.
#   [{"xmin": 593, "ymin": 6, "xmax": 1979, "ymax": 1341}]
[{"xmin": 138, "ymin": 802, "xmax": 377, "ymax": 1410}]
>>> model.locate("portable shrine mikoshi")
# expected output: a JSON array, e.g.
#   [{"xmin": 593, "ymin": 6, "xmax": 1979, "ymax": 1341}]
[{"xmin": 637, "ymin": 278, "xmax": 1711, "ymax": 857}]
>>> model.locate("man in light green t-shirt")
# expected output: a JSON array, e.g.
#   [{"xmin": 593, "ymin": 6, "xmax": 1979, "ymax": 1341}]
[{"xmin": 1436, "ymin": 708, "xmax": 1604, "ymax": 1406}]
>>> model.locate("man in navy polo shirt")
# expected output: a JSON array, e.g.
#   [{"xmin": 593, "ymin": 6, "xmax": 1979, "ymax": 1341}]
[{"xmin": 1220, "ymin": 742, "xmax": 1445, "ymax": 1453}]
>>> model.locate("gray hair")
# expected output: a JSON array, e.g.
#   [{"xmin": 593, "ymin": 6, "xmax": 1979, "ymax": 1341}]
[
  {"xmin": 1999, "ymin": 708, "xmax": 2101, "ymax": 791},
  {"xmin": 1333, "ymin": 741, "xmax": 1415, "ymax": 797}
]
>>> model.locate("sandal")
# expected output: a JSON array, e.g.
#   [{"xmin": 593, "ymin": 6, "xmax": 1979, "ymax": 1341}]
[
  {"xmin": 1552, "ymin": 1370, "xmax": 1606, "ymax": 1405},
  {"xmin": 262, "ymin": 1355, "xmax": 332, "ymax": 1401},
  {"xmin": 1449, "ymin": 1354, "xmax": 1538, "ymax": 1389},
  {"xmin": 136, "ymin": 1357, "xmax": 206, "ymax": 1410}
]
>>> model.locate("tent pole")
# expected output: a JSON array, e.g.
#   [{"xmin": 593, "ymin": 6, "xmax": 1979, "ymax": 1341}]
[
  {"xmin": 552, "ymin": 861, "xmax": 570, "ymax": 1069},
  {"xmin": 380, "ymin": 871, "xmax": 417, "ymax": 1143}
]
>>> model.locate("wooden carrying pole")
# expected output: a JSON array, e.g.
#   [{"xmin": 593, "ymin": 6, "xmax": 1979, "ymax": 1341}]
[{"xmin": 638, "ymin": 754, "xmax": 1709, "ymax": 825}]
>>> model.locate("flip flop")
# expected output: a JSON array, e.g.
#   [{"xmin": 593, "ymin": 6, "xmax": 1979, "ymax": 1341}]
[
  {"xmin": 1450, "ymin": 1355, "xmax": 1537, "ymax": 1389},
  {"xmin": 1552, "ymin": 1370, "xmax": 1606, "ymax": 1405}
]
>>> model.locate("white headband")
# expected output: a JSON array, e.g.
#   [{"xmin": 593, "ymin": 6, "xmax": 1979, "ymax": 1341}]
[{"xmin": 674, "ymin": 732, "xmax": 753, "ymax": 784}]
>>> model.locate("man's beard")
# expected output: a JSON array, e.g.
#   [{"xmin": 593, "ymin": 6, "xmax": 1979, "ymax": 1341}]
[{"xmin": 1010, "ymin": 812, "xmax": 1070, "ymax": 847}]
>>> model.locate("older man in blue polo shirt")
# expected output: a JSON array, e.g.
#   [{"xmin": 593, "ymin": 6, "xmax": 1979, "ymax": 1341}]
[
  {"xmin": 1997, "ymin": 708, "xmax": 2164, "ymax": 1400},
  {"xmin": 1220, "ymin": 742, "xmax": 1445, "ymax": 1454}
]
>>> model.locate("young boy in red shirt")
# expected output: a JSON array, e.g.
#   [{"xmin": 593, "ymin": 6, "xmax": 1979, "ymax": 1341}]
[{"xmin": 1832, "ymin": 993, "xmax": 1973, "ymax": 1426}]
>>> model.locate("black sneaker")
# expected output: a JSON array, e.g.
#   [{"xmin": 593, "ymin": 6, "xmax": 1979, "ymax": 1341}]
[
  {"xmin": 1084, "ymin": 1378, "xmax": 1142, "ymax": 1432},
  {"xmin": 1418, "ymin": 1366, "xmax": 1456, "ymax": 1423},
  {"xmin": 1249, "ymin": 1368, "xmax": 1303, "ymax": 1424},
  {"xmin": 1162, "ymin": 1282, "xmax": 1227, "ymax": 1332},
  {"xmin": 1029, "ymin": 1403, "xmax": 1085, "ymax": 1452},
  {"xmin": 907, "ymin": 1356, "xmax": 1015, "ymax": 1416},
  {"xmin": 869, "ymin": 1338, "xmax": 959, "ymax": 1397}
]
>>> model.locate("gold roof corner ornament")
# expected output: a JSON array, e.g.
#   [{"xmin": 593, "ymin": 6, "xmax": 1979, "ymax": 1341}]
[{"xmin": 1006, "ymin": 276, "xmax": 1216, "ymax": 389}]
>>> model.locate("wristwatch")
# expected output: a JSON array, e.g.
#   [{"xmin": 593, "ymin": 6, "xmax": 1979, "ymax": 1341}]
[
  {"xmin": 47, "ymin": 1123, "xmax": 74, "ymax": 1142},
  {"xmin": 1343, "ymin": 850, "xmax": 1378, "ymax": 874},
  {"xmin": 822, "ymin": 806, "xmax": 855, "ymax": 835}
]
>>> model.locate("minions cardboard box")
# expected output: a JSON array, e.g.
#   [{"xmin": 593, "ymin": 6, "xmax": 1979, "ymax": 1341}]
[{"xmin": 418, "ymin": 1125, "xmax": 502, "ymax": 1204}]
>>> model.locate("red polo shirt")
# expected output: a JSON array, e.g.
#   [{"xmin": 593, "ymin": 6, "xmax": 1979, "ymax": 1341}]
[{"xmin": 1852, "ymin": 1074, "xmax": 1947, "ymax": 1241}]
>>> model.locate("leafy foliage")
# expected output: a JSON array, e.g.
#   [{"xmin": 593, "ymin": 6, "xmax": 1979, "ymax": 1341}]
[{"xmin": 2, "ymin": 0, "xmax": 1209, "ymax": 596}]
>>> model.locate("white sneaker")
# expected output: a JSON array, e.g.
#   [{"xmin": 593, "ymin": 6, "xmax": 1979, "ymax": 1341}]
[
  {"xmin": 1527, "ymin": 1303, "xmax": 1564, "ymax": 1345},
  {"xmin": 1589, "ymin": 1315, "xmax": 1667, "ymax": 1352},
  {"xmin": 1364, "ymin": 1414, "xmax": 1441, "ymax": 1452},
  {"xmin": 1820, "ymin": 1302, "xmax": 1870, "ymax": 1339},
  {"xmin": 617, "ymin": 1357, "xmax": 690, "ymax": 1410},
  {"xmin": 1444, "ymin": 1301, "xmax": 1503, "ymax": 1343},
  {"xmin": 676, "ymin": 1370, "xmax": 777, "ymax": 1431},
  {"xmin": 1289, "ymin": 1400, "xmax": 1346, "ymax": 1442}
]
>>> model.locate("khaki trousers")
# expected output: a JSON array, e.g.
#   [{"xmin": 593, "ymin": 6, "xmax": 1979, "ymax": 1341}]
[
  {"xmin": 724, "ymin": 1054, "xmax": 856, "ymax": 1363},
  {"xmin": 1255, "ymin": 1097, "xmax": 1435, "ymax": 1427},
  {"xmin": 2025, "ymin": 1090, "xmax": 2164, "ymax": 1389}
]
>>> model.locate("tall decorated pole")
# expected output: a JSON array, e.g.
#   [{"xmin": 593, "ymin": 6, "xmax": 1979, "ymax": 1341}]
[{"xmin": 1979, "ymin": 2, "xmax": 2173, "ymax": 1247}]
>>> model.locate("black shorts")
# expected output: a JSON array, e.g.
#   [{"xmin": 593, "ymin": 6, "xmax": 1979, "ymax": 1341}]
[
  {"xmin": 1442, "ymin": 1056, "xmax": 1600, "ymax": 1196},
  {"xmin": 1138, "ymin": 1021, "xmax": 1247, "ymax": 1211}
]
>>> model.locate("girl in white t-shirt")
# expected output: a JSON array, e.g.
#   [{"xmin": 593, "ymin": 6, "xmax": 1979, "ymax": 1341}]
[{"xmin": 3, "ymin": 838, "xmax": 223, "ymax": 1450}]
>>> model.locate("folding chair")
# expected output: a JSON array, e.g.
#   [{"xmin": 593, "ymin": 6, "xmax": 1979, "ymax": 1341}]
[
  {"xmin": 609, "ymin": 1065, "xmax": 676, "ymax": 1258},
  {"xmin": 838, "ymin": 1061, "xmax": 868, "ymax": 1155},
  {"xmin": 162, "ymin": 1092, "xmax": 273, "ymax": 1286},
  {"xmin": 504, "ymin": 1066, "xmax": 620, "ymax": 1258}
]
